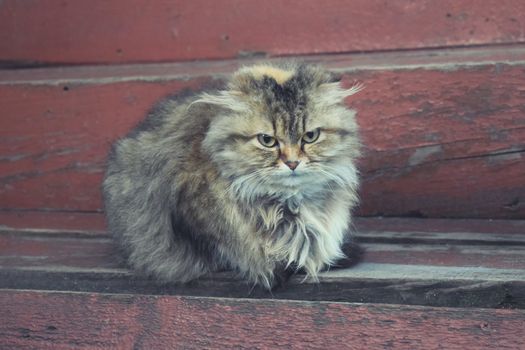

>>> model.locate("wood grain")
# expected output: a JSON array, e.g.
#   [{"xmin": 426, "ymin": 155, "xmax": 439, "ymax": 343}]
[
  {"xmin": 3, "ymin": 267, "xmax": 525, "ymax": 309},
  {"xmin": 2, "ymin": 219, "xmax": 525, "ymax": 309},
  {"xmin": 0, "ymin": 210, "xmax": 107, "ymax": 232},
  {"xmin": 1, "ymin": 0, "xmax": 525, "ymax": 65},
  {"xmin": 8, "ymin": 232, "xmax": 525, "ymax": 272},
  {"xmin": 1, "ymin": 290, "xmax": 524, "ymax": 349},
  {"xmin": 352, "ymin": 63, "xmax": 525, "ymax": 218},
  {"xmin": 3, "ymin": 222, "xmax": 525, "ymax": 271},
  {"xmin": 1, "ymin": 48, "xmax": 524, "ymax": 219}
]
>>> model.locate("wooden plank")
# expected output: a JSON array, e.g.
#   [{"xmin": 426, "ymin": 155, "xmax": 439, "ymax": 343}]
[
  {"xmin": 0, "ymin": 290, "xmax": 524, "ymax": 349},
  {"xmin": 0, "ymin": 78, "xmax": 209, "ymax": 212},
  {"xmin": 3, "ymin": 230, "xmax": 525, "ymax": 271},
  {"xmin": 2, "ymin": 219, "xmax": 525, "ymax": 309},
  {"xmin": 2, "ymin": 268, "xmax": 525, "ymax": 309},
  {"xmin": 1, "ymin": 50, "xmax": 525, "ymax": 218},
  {"xmin": 3, "ymin": 238, "xmax": 523, "ymax": 271},
  {"xmin": 355, "ymin": 217, "xmax": 525, "ymax": 235},
  {"xmin": 1, "ymin": 0, "xmax": 525, "ymax": 65},
  {"xmin": 2, "ymin": 218, "xmax": 525, "ymax": 270},
  {"xmin": 323, "ymin": 263, "xmax": 525, "ymax": 282},
  {"xmin": 2, "ymin": 45, "xmax": 525, "ymax": 85},
  {"xmin": 352, "ymin": 64, "xmax": 525, "ymax": 219},
  {"xmin": 363, "ymin": 246, "xmax": 525, "ymax": 270},
  {"xmin": 0, "ymin": 232, "xmax": 120, "ymax": 270},
  {"xmin": 0, "ymin": 211, "xmax": 107, "ymax": 232},
  {"xmin": 3, "ymin": 240, "xmax": 524, "ymax": 272},
  {"xmin": 2, "ymin": 209, "xmax": 525, "ymax": 235}
]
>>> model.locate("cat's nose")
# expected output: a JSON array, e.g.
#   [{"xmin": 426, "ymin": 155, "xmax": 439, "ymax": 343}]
[{"xmin": 285, "ymin": 160, "xmax": 300, "ymax": 171}]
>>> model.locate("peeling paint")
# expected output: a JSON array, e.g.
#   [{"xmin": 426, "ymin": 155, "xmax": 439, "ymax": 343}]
[
  {"xmin": 486, "ymin": 147, "xmax": 525, "ymax": 164},
  {"xmin": 408, "ymin": 145, "xmax": 443, "ymax": 166},
  {"xmin": 0, "ymin": 154, "xmax": 30, "ymax": 162}
]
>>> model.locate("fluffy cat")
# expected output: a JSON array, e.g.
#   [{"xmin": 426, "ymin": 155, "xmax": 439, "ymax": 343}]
[{"xmin": 102, "ymin": 63, "xmax": 362, "ymax": 289}]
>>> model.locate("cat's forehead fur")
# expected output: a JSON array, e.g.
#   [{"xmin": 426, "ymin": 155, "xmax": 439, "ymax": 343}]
[
  {"xmin": 229, "ymin": 63, "xmax": 336, "ymax": 140},
  {"xmin": 245, "ymin": 65, "xmax": 294, "ymax": 85},
  {"xmin": 230, "ymin": 63, "xmax": 333, "ymax": 97},
  {"xmin": 198, "ymin": 62, "xmax": 361, "ymax": 142}
]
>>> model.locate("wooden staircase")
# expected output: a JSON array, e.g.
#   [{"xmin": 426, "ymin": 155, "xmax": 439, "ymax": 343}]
[{"xmin": 1, "ymin": 1, "xmax": 525, "ymax": 348}]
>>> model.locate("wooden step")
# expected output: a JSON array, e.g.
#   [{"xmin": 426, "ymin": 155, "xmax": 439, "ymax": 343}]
[
  {"xmin": 2, "ymin": 290, "xmax": 524, "ymax": 349},
  {"xmin": 1, "ymin": 0, "xmax": 524, "ymax": 65},
  {"xmin": 1, "ymin": 46, "xmax": 525, "ymax": 222},
  {"xmin": 2, "ymin": 218, "xmax": 524, "ymax": 308},
  {"xmin": 3, "ymin": 3, "xmax": 525, "ymax": 348},
  {"xmin": 1, "ymin": 218, "xmax": 524, "ymax": 348}
]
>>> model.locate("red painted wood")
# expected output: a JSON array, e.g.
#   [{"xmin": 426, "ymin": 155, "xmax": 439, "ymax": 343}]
[
  {"xmin": 2, "ymin": 58, "xmax": 524, "ymax": 218},
  {"xmin": 351, "ymin": 64, "xmax": 525, "ymax": 218},
  {"xmin": 0, "ymin": 211, "xmax": 107, "ymax": 232},
  {"xmin": 0, "ymin": 233, "xmax": 119, "ymax": 270},
  {"xmin": 3, "ymin": 219, "xmax": 524, "ymax": 270},
  {"xmin": 1, "ymin": 290, "xmax": 524, "ymax": 349},
  {"xmin": 2, "ymin": 45, "xmax": 525, "ymax": 84},
  {"xmin": 363, "ymin": 248, "xmax": 525, "ymax": 270},
  {"xmin": 1, "ymin": 0, "xmax": 525, "ymax": 65},
  {"xmin": 2, "ymin": 210, "xmax": 525, "ymax": 235},
  {"xmin": 355, "ymin": 217, "xmax": 525, "ymax": 235},
  {"xmin": 0, "ymin": 78, "xmax": 209, "ymax": 212}
]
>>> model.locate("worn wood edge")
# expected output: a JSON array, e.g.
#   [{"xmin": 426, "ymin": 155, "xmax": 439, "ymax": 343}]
[
  {"xmin": 362, "ymin": 242, "xmax": 525, "ymax": 255},
  {"xmin": 322, "ymin": 263, "xmax": 525, "ymax": 282},
  {"xmin": 4, "ymin": 262, "xmax": 523, "ymax": 283},
  {"xmin": 1, "ymin": 268, "xmax": 524, "ymax": 309},
  {"xmin": 357, "ymin": 231, "xmax": 525, "ymax": 245},
  {"xmin": 0, "ymin": 287, "xmax": 523, "ymax": 311},
  {"xmin": 0, "ymin": 226, "xmax": 107, "ymax": 237},
  {"xmin": 1, "ymin": 45, "xmax": 525, "ymax": 86}
]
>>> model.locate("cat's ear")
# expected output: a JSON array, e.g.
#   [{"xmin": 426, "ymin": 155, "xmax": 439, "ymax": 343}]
[
  {"xmin": 316, "ymin": 81, "xmax": 364, "ymax": 107},
  {"xmin": 189, "ymin": 90, "xmax": 248, "ymax": 113}
]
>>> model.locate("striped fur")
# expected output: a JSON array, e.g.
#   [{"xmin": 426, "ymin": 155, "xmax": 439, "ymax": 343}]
[{"xmin": 102, "ymin": 63, "xmax": 362, "ymax": 289}]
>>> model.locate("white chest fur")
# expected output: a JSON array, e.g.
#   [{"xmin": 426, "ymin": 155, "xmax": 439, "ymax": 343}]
[{"xmin": 262, "ymin": 194, "xmax": 351, "ymax": 278}]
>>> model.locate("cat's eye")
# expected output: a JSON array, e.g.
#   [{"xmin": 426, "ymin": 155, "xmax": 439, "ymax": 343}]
[
  {"xmin": 257, "ymin": 134, "xmax": 278, "ymax": 147},
  {"xmin": 302, "ymin": 129, "xmax": 320, "ymax": 144}
]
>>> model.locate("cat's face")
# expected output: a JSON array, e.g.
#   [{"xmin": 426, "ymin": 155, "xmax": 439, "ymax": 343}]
[{"xmin": 202, "ymin": 64, "xmax": 361, "ymax": 201}]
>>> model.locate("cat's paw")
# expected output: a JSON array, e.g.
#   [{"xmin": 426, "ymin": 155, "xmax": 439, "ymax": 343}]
[
  {"xmin": 269, "ymin": 263, "xmax": 298, "ymax": 290},
  {"xmin": 331, "ymin": 241, "xmax": 364, "ymax": 269}
]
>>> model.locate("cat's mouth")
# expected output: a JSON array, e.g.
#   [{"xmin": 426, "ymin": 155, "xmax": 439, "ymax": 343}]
[
  {"xmin": 274, "ymin": 171, "xmax": 311, "ymax": 188},
  {"xmin": 274, "ymin": 169, "xmax": 305, "ymax": 179}
]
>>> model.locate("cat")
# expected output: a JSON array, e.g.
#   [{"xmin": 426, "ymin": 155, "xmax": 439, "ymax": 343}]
[{"xmin": 102, "ymin": 62, "xmax": 363, "ymax": 290}]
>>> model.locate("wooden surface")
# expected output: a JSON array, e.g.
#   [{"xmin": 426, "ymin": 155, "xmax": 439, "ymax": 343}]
[
  {"xmin": 1, "ymin": 0, "xmax": 525, "ymax": 65},
  {"xmin": 1, "ymin": 46, "xmax": 524, "ymax": 220},
  {"xmin": 2, "ymin": 3, "xmax": 525, "ymax": 348},
  {"xmin": 1, "ymin": 290, "xmax": 524, "ymax": 350},
  {"xmin": 2, "ymin": 217, "xmax": 524, "ymax": 348},
  {"xmin": 0, "ymin": 211, "xmax": 107, "ymax": 232},
  {"xmin": 2, "ymin": 218, "xmax": 524, "ymax": 309}
]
